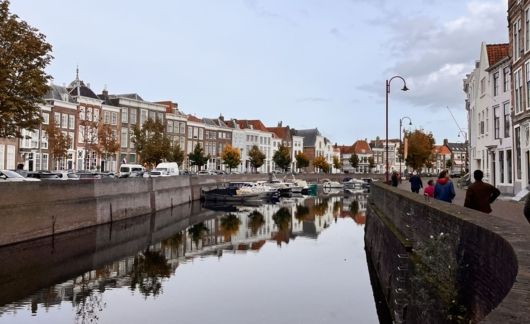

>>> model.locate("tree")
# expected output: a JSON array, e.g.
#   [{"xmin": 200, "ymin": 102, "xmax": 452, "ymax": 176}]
[
  {"xmin": 273, "ymin": 144, "xmax": 291, "ymax": 172},
  {"xmin": 248, "ymin": 145, "xmax": 265, "ymax": 173},
  {"xmin": 221, "ymin": 144, "xmax": 241, "ymax": 172},
  {"xmin": 168, "ymin": 143, "xmax": 185, "ymax": 166},
  {"xmin": 295, "ymin": 151, "xmax": 309, "ymax": 170},
  {"xmin": 313, "ymin": 155, "xmax": 330, "ymax": 173},
  {"xmin": 333, "ymin": 156, "xmax": 342, "ymax": 170},
  {"xmin": 131, "ymin": 118, "xmax": 171, "ymax": 167},
  {"xmin": 46, "ymin": 121, "xmax": 70, "ymax": 170},
  {"xmin": 404, "ymin": 129, "xmax": 435, "ymax": 171},
  {"xmin": 219, "ymin": 214, "xmax": 241, "ymax": 241},
  {"xmin": 248, "ymin": 211, "xmax": 265, "ymax": 235},
  {"xmin": 349, "ymin": 153, "xmax": 359, "ymax": 169},
  {"xmin": 188, "ymin": 143, "xmax": 209, "ymax": 170},
  {"xmin": 0, "ymin": 1, "xmax": 53, "ymax": 138},
  {"xmin": 368, "ymin": 156, "xmax": 375, "ymax": 170},
  {"xmin": 98, "ymin": 124, "xmax": 119, "ymax": 171}
]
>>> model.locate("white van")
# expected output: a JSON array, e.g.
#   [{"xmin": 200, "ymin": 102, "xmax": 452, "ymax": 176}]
[
  {"xmin": 151, "ymin": 162, "xmax": 179, "ymax": 177},
  {"xmin": 119, "ymin": 164, "xmax": 145, "ymax": 178}
]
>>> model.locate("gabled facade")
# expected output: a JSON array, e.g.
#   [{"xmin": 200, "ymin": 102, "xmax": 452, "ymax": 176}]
[
  {"xmin": 508, "ymin": 1, "xmax": 530, "ymax": 195},
  {"xmin": 351, "ymin": 140, "xmax": 373, "ymax": 173},
  {"xmin": 227, "ymin": 119, "xmax": 274, "ymax": 173},
  {"xmin": 202, "ymin": 115, "xmax": 232, "ymax": 171}
]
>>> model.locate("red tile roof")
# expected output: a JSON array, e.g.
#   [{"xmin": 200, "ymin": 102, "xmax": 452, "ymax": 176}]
[
  {"xmin": 336, "ymin": 145, "xmax": 354, "ymax": 154},
  {"xmin": 187, "ymin": 114, "xmax": 202, "ymax": 123},
  {"xmin": 486, "ymin": 43, "xmax": 509, "ymax": 66},
  {"xmin": 433, "ymin": 145, "xmax": 451, "ymax": 155},
  {"xmin": 236, "ymin": 119, "xmax": 268, "ymax": 132},
  {"xmin": 352, "ymin": 140, "xmax": 372, "ymax": 154},
  {"xmin": 267, "ymin": 127, "xmax": 290, "ymax": 140}
]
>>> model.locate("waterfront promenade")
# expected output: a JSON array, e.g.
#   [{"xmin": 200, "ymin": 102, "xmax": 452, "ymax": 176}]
[{"xmin": 397, "ymin": 179, "xmax": 529, "ymax": 227}]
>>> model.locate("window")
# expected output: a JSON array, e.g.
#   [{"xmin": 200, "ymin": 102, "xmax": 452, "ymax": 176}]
[
  {"xmin": 504, "ymin": 102, "xmax": 511, "ymax": 138},
  {"xmin": 140, "ymin": 109, "xmax": 148, "ymax": 125},
  {"xmin": 486, "ymin": 108, "xmax": 489, "ymax": 134},
  {"xmin": 507, "ymin": 149, "xmax": 513, "ymax": 183},
  {"xmin": 494, "ymin": 106, "xmax": 500, "ymax": 139},
  {"xmin": 526, "ymin": 61, "xmax": 530, "ymax": 108},
  {"xmin": 174, "ymin": 122, "xmax": 180, "ymax": 134},
  {"xmin": 79, "ymin": 107, "xmax": 85, "ymax": 121},
  {"xmin": 42, "ymin": 112, "xmax": 49, "ymax": 125},
  {"xmin": 69, "ymin": 115, "xmax": 75, "ymax": 130},
  {"xmin": 514, "ymin": 19, "xmax": 521, "ymax": 61},
  {"xmin": 493, "ymin": 72, "xmax": 499, "ymax": 96},
  {"xmin": 167, "ymin": 121, "xmax": 173, "ymax": 133},
  {"xmin": 527, "ymin": 8, "xmax": 530, "ymax": 52},
  {"xmin": 180, "ymin": 122, "xmax": 186, "ymax": 134},
  {"xmin": 111, "ymin": 112, "xmax": 118, "ymax": 125},
  {"xmin": 188, "ymin": 126, "xmax": 193, "ymax": 139},
  {"xmin": 54, "ymin": 112, "xmax": 61, "ymax": 125},
  {"xmin": 104, "ymin": 111, "xmax": 111, "ymax": 124},
  {"xmin": 61, "ymin": 114, "xmax": 68, "ymax": 129},
  {"xmin": 129, "ymin": 127, "xmax": 135, "ymax": 148},
  {"xmin": 499, "ymin": 150, "xmax": 504, "ymax": 183},
  {"xmin": 480, "ymin": 77, "xmax": 485, "ymax": 94},
  {"xmin": 515, "ymin": 127, "xmax": 522, "ymax": 179},
  {"xmin": 87, "ymin": 107, "xmax": 93, "ymax": 122},
  {"xmin": 515, "ymin": 69, "xmax": 523, "ymax": 113},
  {"xmin": 503, "ymin": 67, "xmax": 510, "ymax": 92},
  {"xmin": 93, "ymin": 109, "xmax": 99, "ymax": 122},
  {"xmin": 121, "ymin": 127, "xmax": 128, "ymax": 148},
  {"xmin": 121, "ymin": 108, "xmax": 128, "ymax": 123},
  {"xmin": 130, "ymin": 109, "xmax": 137, "ymax": 125}
]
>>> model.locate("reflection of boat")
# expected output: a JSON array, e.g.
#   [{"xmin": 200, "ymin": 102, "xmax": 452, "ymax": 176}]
[
  {"xmin": 320, "ymin": 178, "xmax": 343, "ymax": 189},
  {"xmin": 201, "ymin": 187, "xmax": 262, "ymax": 202},
  {"xmin": 201, "ymin": 201, "xmax": 264, "ymax": 212}
]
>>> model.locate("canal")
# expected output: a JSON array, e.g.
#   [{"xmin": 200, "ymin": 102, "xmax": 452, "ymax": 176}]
[{"xmin": 0, "ymin": 194, "xmax": 387, "ymax": 324}]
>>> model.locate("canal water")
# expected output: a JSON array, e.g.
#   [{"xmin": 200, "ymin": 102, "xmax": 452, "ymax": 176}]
[{"xmin": 0, "ymin": 194, "xmax": 386, "ymax": 324}]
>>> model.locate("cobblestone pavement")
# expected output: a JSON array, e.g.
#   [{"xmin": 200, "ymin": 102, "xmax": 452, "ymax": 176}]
[{"xmin": 397, "ymin": 178, "xmax": 529, "ymax": 227}]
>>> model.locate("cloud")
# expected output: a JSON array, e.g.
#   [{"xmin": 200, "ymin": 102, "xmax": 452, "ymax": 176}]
[
  {"xmin": 243, "ymin": 0, "xmax": 281, "ymax": 19},
  {"xmin": 358, "ymin": 0, "xmax": 507, "ymax": 110},
  {"xmin": 296, "ymin": 97, "xmax": 331, "ymax": 103},
  {"xmin": 330, "ymin": 27, "xmax": 344, "ymax": 39}
]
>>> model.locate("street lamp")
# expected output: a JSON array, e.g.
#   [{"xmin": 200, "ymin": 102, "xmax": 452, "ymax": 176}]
[
  {"xmin": 385, "ymin": 76, "xmax": 409, "ymax": 183},
  {"xmin": 399, "ymin": 116, "xmax": 412, "ymax": 179}
]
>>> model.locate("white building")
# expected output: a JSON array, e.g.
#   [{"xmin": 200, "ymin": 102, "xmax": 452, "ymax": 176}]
[{"xmin": 464, "ymin": 43, "xmax": 514, "ymax": 194}]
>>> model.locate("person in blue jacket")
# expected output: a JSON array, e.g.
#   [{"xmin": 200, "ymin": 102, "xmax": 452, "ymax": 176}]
[
  {"xmin": 434, "ymin": 170, "xmax": 456, "ymax": 203},
  {"xmin": 408, "ymin": 171, "xmax": 423, "ymax": 193}
]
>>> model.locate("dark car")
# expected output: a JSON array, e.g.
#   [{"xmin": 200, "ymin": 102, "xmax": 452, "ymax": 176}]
[{"xmin": 26, "ymin": 171, "xmax": 61, "ymax": 180}]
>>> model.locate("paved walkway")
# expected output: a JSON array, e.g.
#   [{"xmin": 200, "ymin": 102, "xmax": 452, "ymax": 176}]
[{"xmin": 397, "ymin": 178, "xmax": 529, "ymax": 227}]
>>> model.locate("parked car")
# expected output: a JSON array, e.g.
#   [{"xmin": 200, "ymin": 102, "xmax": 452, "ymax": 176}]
[
  {"xmin": 145, "ymin": 162, "xmax": 179, "ymax": 177},
  {"xmin": 77, "ymin": 172, "xmax": 102, "ymax": 180},
  {"xmin": 0, "ymin": 170, "xmax": 40, "ymax": 182},
  {"xmin": 119, "ymin": 164, "xmax": 145, "ymax": 178},
  {"xmin": 52, "ymin": 170, "xmax": 80, "ymax": 180},
  {"xmin": 26, "ymin": 171, "xmax": 61, "ymax": 180},
  {"xmin": 197, "ymin": 170, "xmax": 211, "ymax": 175}
]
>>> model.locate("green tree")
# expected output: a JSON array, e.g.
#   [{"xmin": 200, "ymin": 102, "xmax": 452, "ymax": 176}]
[
  {"xmin": 295, "ymin": 151, "xmax": 309, "ymax": 170},
  {"xmin": 168, "ymin": 143, "xmax": 185, "ymax": 166},
  {"xmin": 46, "ymin": 121, "xmax": 71, "ymax": 170},
  {"xmin": 405, "ymin": 129, "xmax": 435, "ymax": 171},
  {"xmin": 221, "ymin": 144, "xmax": 241, "ymax": 172},
  {"xmin": 0, "ymin": 1, "xmax": 53, "ymax": 138},
  {"xmin": 333, "ymin": 156, "xmax": 342, "ymax": 170},
  {"xmin": 131, "ymin": 118, "xmax": 171, "ymax": 166},
  {"xmin": 368, "ymin": 156, "xmax": 375, "ymax": 170},
  {"xmin": 273, "ymin": 144, "xmax": 292, "ymax": 172},
  {"xmin": 313, "ymin": 155, "xmax": 330, "ymax": 173},
  {"xmin": 188, "ymin": 143, "xmax": 209, "ymax": 170},
  {"xmin": 248, "ymin": 211, "xmax": 265, "ymax": 235},
  {"xmin": 248, "ymin": 145, "xmax": 265, "ymax": 172},
  {"xmin": 220, "ymin": 214, "xmax": 241, "ymax": 241},
  {"xmin": 349, "ymin": 153, "xmax": 359, "ymax": 169}
]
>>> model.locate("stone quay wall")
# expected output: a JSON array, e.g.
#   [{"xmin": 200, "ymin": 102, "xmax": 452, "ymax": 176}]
[
  {"xmin": 365, "ymin": 182, "xmax": 530, "ymax": 323},
  {"xmin": 0, "ymin": 173, "xmax": 360, "ymax": 247}
]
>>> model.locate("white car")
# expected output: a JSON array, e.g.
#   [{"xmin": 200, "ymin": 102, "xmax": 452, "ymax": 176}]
[{"xmin": 0, "ymin": 170, "xmax": 40, "ymax": 182}]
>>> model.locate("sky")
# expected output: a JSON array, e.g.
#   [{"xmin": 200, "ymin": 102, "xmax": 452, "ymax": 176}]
[{"xmin": 10, "ymin": 0, "xmax": 508, "ymax": 145}]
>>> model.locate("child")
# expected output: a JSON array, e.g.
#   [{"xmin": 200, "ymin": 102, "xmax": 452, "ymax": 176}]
[{"xmin": 423, "ymin": 179, "xmax": 434, "ymax": 198}]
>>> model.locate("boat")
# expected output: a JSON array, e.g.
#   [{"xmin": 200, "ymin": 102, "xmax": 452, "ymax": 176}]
[
  {"xmin": 320, "ymin": 178, "xmax": 343, "ymax": 189},
  {"xmin": 202, "ymin": 181, "xmax": 279, "ymax": 202}
]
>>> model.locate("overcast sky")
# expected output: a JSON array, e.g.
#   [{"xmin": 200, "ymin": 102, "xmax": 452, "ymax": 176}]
[{"xmin": 11, "ymin": 0, "xmax": 507, "ymax": 145}]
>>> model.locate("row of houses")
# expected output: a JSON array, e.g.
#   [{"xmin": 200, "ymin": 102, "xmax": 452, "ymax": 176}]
[
  {"xmin": 334, "ymin": 138, "xmax": 468, "ymax": 176},
  {"xmin": 0, "ymin": 72, "xmax": 338, "ymax": 174},
  {"xmin": 463, "ymin": 0, "xmax": 530, "ymax": 196}
]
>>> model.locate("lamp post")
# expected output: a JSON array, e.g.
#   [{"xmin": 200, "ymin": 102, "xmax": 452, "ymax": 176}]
[
  {"xmin": 458, "ymin": 130, "xmax": 468, "ymax": 174},
  {"xmin": 399, "ymin": 116, "xmax": 412, "ymax": 179},
  {"xmin": 385, "ymin": 76, "xmax": 409, "ymax": 183}
]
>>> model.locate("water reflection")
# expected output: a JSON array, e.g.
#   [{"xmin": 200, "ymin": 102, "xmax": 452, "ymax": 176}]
[{"xmin": 0, "ymin": 194, "xmax": 378, "ymax": 324}]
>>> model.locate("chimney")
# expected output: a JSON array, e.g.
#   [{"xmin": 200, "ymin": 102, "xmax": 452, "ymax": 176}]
[
  {"xmin": 443, "ymin": 138, "xmax": 449, "ymax": 146},
  {"xmin": 278, "ymin": 121, "xmax": 282, "ymax": 127},
  {"xmin": 219, "ymin": 114, "xmax": 224, "ymax": 121}
]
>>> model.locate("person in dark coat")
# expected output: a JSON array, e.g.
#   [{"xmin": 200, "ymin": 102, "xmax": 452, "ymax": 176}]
[
  {"xmin": 391, "ymin": 171, "xmax": 399, "ymax": 187},
  {"xmin": 464, "ymin": 170, "xmax": 500, "ymax": 214},
  {"xmin": 434, "ymin": 170, "xmax": 456, "ymax": 203},
  {"xmin": 524, "ymin": 193, "xmax": 530, "ymax": 223},
  {"xmin": 409, "ymin": 171, "xmax": 423, "ymax": 193}
]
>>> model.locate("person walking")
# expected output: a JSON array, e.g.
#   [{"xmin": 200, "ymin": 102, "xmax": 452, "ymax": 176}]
[
  {"xmin": 391, "ymin": 171, "xmax": 399, "ymax": 187},
  {"xmin": 464, "ymin": 170, "xmax": 500, "ymax": 214},
  {"xmin": 434, "ymin": 170, "xmax": 456, "ymax": 203},
  {"xmin": 409, "ymin": 171, "xmax": 423, "ymax": 193},
  {"xmin": 423, "ymin": 179, "xmax": 435, "ymax": 198}
]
